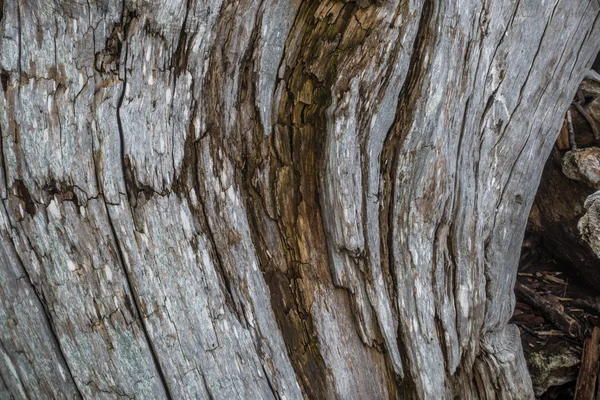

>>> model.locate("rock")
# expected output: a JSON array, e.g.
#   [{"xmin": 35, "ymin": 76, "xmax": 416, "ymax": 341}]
[
  {"xmin": 562, "ymin": 148, "xmax": 600, "ymax": 189},
  {"xmin": 525, "ymin": 340, "xmax": 581, "ymax": 397},
  {"xmin": 579, "ymin": 191, "xmax": 600, "ymax": 258}
]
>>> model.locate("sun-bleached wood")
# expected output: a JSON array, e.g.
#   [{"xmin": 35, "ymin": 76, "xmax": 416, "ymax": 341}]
[{"xmin": 0, "ymin": 0, "xmax": 599, "ymax": 398}]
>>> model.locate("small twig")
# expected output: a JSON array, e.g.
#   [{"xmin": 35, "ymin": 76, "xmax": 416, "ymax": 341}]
[
  {"xmin": 516, "ymin": 323, "xmax": 540, "ymax": 337},
  {"xmin": 536, "ymin": 330, "xmax": 569, "ymax": 336},
  {"xmin": 567, "ymin": 109, "xmax": 576, "ymax": 149},
  {"xmin": 556, "ymin": 297, "xmax": 573, "ymax": 302},
  {"xmin": 543, "ymin": 275, "xmax": 566, "ymax": 285}
]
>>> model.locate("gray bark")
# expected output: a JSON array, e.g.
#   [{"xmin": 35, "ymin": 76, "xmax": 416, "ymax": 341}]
[{"xmin": 0, "ymin": 0, "xmax": 598, "ymax": 399}]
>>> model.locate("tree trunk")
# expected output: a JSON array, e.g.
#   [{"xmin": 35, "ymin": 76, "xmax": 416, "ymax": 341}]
[{"xmin": 0, "ymin": 0, "xmax": 598, "ymax": 398}]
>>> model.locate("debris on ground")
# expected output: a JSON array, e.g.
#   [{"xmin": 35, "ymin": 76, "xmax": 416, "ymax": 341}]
[{"xmin": 513, "ymin": 76, "xmax": 600, "ymax": 399}]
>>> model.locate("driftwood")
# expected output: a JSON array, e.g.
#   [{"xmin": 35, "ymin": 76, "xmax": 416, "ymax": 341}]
[
  {"xmin": 0, "ymin": 0, "xmax": 598, "ymax": 399},
  {"xmin": 515, "ymin": 282, "xmax": 583, "ymax": 339}
]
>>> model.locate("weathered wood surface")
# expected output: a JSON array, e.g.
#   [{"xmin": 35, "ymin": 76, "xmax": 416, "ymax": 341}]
[
  {"xmin": 0, "ymin": 0, "xmax": 598, "ymax": 399},
  {"xmin": 575, "ymin": 326, "xmax": 600, "ymax": 400}
]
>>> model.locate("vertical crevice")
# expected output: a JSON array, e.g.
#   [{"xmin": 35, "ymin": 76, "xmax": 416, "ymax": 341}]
[
  {"xmin": 0, "ymin": 200, "xmax": 83, "ymax": 399},
  {"xmin": 0, "ymin": 339, "xmax": 31, "ymax": 400},
  {"xmin": 105, "ymin": 5, "xmax": 174, "ymax": 399},
  {"xmin": 0, "ymin": 124, "xmax": 9, "ymax": 197},
  {"xmin": 16, "ymin": 0, "xmax": 21, "ymax": 89},
  {"xmin": 378, "ymin": 0, "xmax": 436, "ymax": 392},
  {"xmin": 260, "ymin": 363, "xmax": 280, "ymax": 400},
  {"xmin": 115, "ymin": 11, "xmax": 132, "ymax": 207},
  {"xmin": 103, "ymin": 200, "xmax": 174, "ymax": 400},
  {"xmin": 194, "ymin": 175, "xmax": 243, "ymax": 322},
  {"xmin": 380, "ymin": 0, "xmax": 435, "ymax": 297},
  {"xmin": 173, "ymin": 0, "xmax": 193, "ymax": 76},
  {"xmin": 238, "ymin": 1, "xmax": 360, "ymax": 397}
]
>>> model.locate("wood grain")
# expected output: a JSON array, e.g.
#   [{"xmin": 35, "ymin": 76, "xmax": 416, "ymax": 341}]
[{"xmin": 0, "ymin": 0, "xmax": 598, "ymax": 398}]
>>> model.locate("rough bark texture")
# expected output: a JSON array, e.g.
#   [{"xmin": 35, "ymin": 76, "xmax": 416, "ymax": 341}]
[{"xmin": 0, "ymin": 0, "xmax": 598, "ymax": 399}]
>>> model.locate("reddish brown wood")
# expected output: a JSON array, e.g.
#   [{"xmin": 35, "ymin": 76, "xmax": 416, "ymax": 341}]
[
  {"xmin": 575, "ymin": 326, "xmax": 600, "ymax": 400},
  {"xmin": 558, "ymin": 118, "xmax": 571, "ymax": 150}
]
